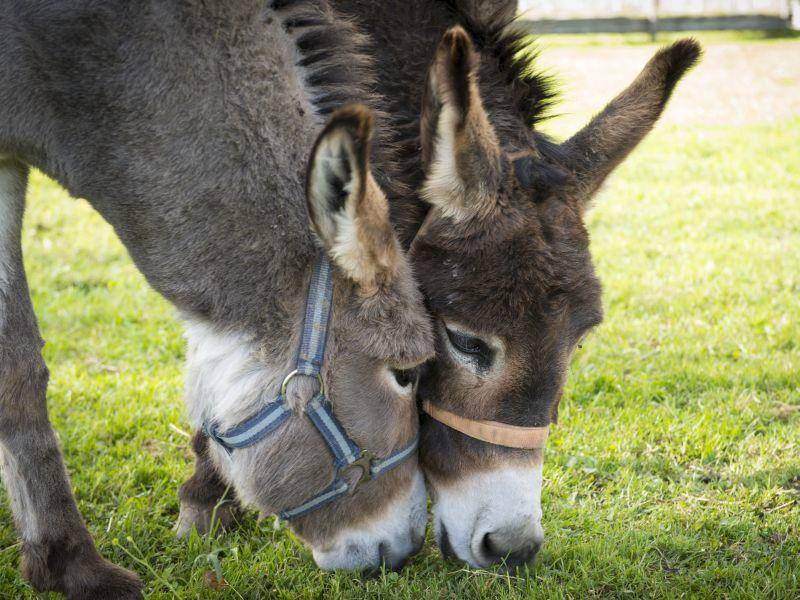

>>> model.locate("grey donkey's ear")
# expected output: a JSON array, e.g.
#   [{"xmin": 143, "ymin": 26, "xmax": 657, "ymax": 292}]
[
  {"xmin": 306, "ymin": 105, "xmax": 401, "ymax": 291},
  {"xmin": 420, "ymin": 26, "xmax": 503, "ymax": 222},
  {"xmin": 561, "ymin": 39, "xmax": 702, "ymax": 207}
]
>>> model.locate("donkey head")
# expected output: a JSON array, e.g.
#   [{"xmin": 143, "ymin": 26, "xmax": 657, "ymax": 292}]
[
  {"xmin": 190, "ymin": 106, "xmax": 433, "ymax": 572},
  {"xmin": 412, "ymin": 27, "xmax": 700, "ymax": 568}
]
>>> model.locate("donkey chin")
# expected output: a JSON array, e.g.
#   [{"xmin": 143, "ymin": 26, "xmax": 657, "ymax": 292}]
[
  {"xmin": 431, "ymin": 462, "xmax": 544, "ymax": 570},
  {"xmin": 309, "ymin": 470, "xmax": 428, "ymax": 571},
  {"xmin": 220, "ymin": 446, "xmax": 429, "ymax": 573}
]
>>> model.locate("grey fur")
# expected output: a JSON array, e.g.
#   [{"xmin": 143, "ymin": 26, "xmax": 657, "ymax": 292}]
[{"xmin": 0, "ymin": 1, "xmax": 433, "ymax": 595}]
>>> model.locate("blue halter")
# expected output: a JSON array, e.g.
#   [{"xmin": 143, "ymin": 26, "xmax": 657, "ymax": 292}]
[{"xmin": 203, "ymin": 253, "xmax": 418, "ymax": 521}]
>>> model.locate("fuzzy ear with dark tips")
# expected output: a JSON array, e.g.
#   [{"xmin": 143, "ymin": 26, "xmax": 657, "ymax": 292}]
[
  {"xmin": 420, "ymin": 26, "xmax": 503, "ymax": 221},
  {"xmin": 307, "ymin": 105, "xmax": 371, "ymax": 243},
  {"xmin": 306, "ymin": 105, "xmax": 399, "ymax": 289},
  {"xmin": 561, "ymin": 38, "xmax": 702, "ymax": 206}
]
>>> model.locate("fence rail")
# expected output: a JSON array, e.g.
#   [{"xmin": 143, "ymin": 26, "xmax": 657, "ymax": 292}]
[
  {"xmin": 518, "ymin": 0, "xmax": 798, "ymax": 34},
  {"xmin": 519, "ymin": 0, "xmax": 792, "ymax": 18},
  {"xmin": 520, "ymin": 14, "xmax": 792, "ymax": 34}
]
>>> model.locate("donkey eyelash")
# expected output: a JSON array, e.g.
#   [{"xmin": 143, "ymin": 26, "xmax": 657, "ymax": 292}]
[{"xmin": 445, "ymin": 328, "xmax": 491, "ymax": 363}]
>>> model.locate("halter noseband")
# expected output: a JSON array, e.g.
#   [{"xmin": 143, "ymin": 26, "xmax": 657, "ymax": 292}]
[
  {"xmin": 203, "ymin": 253, "xmax": 418, "ymax": 521},
  {"xmin": 421, "ymin": 402, "xmax": 549, "ymax": 450}
]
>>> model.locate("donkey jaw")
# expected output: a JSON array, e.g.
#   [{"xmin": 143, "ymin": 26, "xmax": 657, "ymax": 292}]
[
  {"xmin": 431, "ymin": 464, "xmax": 544, "ymax": 569},
  {"xmin": 311, "ymin": 469, "xmax": 427, "ymax": 571},
  {"xmin": 181, "ymin": 315, "xmax": 289, "ymax": 433}
]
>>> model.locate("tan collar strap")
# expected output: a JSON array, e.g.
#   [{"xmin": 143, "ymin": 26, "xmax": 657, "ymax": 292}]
[{"xmin": 422, "ymin": 401, "xmax": 550, "ymax": 450}]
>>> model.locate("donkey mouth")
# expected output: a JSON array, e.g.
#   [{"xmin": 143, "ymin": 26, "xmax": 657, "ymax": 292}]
[
  {"xmin": 479, "ymin": 533, "xmax": 542, "ymax": 572},
  {"xmin": 362, "ymin": 534, "xmax": 424, "ymax": 577},
  {"xmin": 438, "ymin": 525, "xmax": 457, "ymax": 561}
]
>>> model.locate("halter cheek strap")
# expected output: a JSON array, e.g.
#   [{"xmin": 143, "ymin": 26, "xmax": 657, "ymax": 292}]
[
  {"xmin": 204, "ymin": 253, "xmax": 418, "ymax": 520},
  {"xmin": 422, "ymin": 400, "xmax": 549, "ymax": 450}
]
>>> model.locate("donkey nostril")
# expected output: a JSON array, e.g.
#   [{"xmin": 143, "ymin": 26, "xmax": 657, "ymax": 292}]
[
  {"xmin": 409, "ymin": 527, "xmax": 425, "ymax": 557},
  {"xmin": 481, "ymin": 532, "xmax": 502, "ymax": 562},
  {"xmin": 438, "ymin": 525, "xmax": 457, "ymax": 560},
  {"xmin": 362, "ymin": 542, "xmax": 389, "ymax": 579},
  {"xmin": 376, "ymin": 540, "xmax": 413, "ymax": 573},
  {"xmin": 481, "ymin": 533, "xmax": 542, "ymax": 569}
]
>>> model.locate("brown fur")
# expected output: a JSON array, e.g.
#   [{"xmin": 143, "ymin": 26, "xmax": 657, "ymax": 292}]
[{"xmin": 328, "ymin": 2, "xmax": 699, "ymax": 565}]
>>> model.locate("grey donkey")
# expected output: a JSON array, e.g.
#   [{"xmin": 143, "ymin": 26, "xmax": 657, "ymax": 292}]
[{"xmin": 0, "ymin": 1, "xmax": 434, "ymax": 597}]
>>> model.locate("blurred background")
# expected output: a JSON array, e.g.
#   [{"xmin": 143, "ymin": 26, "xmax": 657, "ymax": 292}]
[{"xmin": 521, "ymin": 0, "xmax": 799, "ymax": 36}]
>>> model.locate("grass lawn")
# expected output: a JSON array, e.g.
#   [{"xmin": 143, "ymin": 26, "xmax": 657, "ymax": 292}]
[{"xmin": 1, "ymin": 33, "xmax": 798, "ymax": 599}]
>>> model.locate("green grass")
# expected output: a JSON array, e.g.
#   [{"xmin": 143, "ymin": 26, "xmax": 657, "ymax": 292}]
[{"xmin": 1, "ymin": 43, "xmax": 799, "ymax": 599}]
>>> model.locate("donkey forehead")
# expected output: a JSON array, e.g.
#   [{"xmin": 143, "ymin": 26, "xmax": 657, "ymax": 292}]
[
  {"xmin": 333, "ymin": 278, "xmax": 435, "ymax": 366},
  {"xmin": 415, "ymin": 208, "xmax": 598, "ymax": 330}
]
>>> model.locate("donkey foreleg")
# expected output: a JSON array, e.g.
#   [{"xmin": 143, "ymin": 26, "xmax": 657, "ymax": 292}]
[
  {"xmin": 0, "ymin": 160, "xmax": 142, "ymax": 599},
  {"xmin": 175, "ymin": 430, "xmax": 239, "ymax": 538}
]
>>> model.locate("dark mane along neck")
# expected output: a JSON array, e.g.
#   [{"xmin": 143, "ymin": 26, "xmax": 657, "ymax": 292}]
[
  {"xmin": 271, "ymin": 0, "xmax": 408, "ymax": 208},
  {"xmin": 452, "ymin": 5, "xmax": 558, "ymax": 132},
  {"xmin": 330, "ymin": 0, "xmax": 558, "ymax": 246}
]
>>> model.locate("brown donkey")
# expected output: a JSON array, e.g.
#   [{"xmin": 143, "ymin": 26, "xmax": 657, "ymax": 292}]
[
  {"xmin": 325, "ymin": 0, "xmax": 701, "ymax": 568},
  {"xmin": 0, "ymin": 2, "xmax": 434, "ymax": 597}
]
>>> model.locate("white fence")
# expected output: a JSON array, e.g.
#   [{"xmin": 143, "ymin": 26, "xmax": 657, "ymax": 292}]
[{"xmin": 519, "ymin": 0, "xmax": 792, "ymax": 18}]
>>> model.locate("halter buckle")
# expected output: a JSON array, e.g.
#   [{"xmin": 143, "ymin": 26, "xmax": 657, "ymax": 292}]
[{"xmin": 340, "ymin": 451, "xmax": 374, "ymax": 493}]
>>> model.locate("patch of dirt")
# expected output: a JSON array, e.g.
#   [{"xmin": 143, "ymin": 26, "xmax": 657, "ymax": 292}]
[{"xmin": 538, "ymin": 41, "xmax": 800, "ymax": 133}]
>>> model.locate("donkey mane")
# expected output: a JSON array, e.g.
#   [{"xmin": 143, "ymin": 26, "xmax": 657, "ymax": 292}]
[
  {"xmin": 273, "ymin": 0, "xmax": 378, "ymax": 118},
  {"xmin": 271, "ymin": 0, "xmax": 409, "ymax": 204},
  {"xmin": 443, "ymin": 1, "xmax": 559, "ymax": 130}
]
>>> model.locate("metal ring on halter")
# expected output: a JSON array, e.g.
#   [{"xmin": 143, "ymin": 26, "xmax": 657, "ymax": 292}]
[{"xmin": 280, "ymin": 369, "xmax": 324, "ymax": 398}]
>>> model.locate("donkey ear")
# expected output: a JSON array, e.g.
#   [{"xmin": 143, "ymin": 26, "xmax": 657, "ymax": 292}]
[
  {"xmin": 420, "ymin": 26, "xmax": 503, "ymax": 221},
  {"xmin": 307, "ymin": 104, "xmax": 400, "ymax": 290},
  {"xmin": 561, "ymin": 39, "xmax": 701, "ymax": 207}
]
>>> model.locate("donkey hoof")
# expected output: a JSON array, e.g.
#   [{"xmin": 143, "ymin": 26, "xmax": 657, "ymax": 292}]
[
  {"xmin": 22, "ymin": 541, "xmax": 143, "ymax": 599},
  {"xmin": 174, "ymin": 501, "xmax": 236, "ymax": 539}
]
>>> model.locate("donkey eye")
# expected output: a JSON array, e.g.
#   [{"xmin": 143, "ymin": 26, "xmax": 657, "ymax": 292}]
[
  {"xmin": 445, "ymin": 328, "xmax": 490, "ymax": 358},
  {"xmin": 391, "ymin": 368, "xmax": 417, "ymax": 389}
]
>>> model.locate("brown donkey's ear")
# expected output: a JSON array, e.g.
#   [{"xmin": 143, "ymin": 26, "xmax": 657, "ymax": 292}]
[
  {"xmin": 307, "ymin": 104, "xmax": 400, "ymax": 291},
  {"xmin": 561, "ymin": 39, "xmax": 702, "ymax": 207},
  {"xmin": 420, "ymin": 26, "xmax": 503, "ymax": 221}
]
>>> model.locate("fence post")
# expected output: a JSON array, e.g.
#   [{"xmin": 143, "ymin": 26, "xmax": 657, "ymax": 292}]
[{"xmin": 649, "ymin": 0, "xmax": 660, "ymax": 41}]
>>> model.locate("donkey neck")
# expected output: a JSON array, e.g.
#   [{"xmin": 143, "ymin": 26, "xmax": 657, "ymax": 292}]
[{"xmin": 8, "ymin": 2, "xmax": 377, "ymax": 338}]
